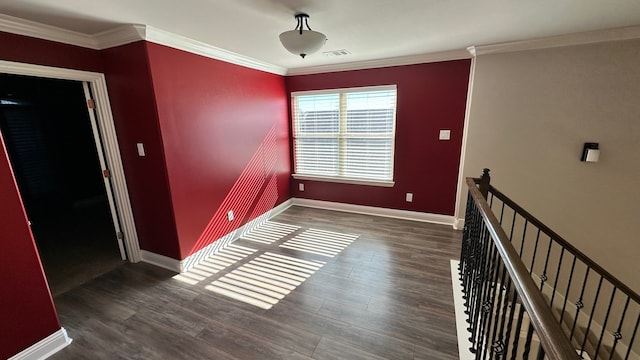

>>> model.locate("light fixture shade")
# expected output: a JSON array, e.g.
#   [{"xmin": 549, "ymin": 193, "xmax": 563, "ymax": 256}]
[{"xmin": 279, "ymin": 29, "xmax": 327, "ymax": 58}]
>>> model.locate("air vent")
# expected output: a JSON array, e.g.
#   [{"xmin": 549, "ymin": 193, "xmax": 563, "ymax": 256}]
[{"xmin": 323, "ymin": 49, "xmax": 351, "ymax": 57}]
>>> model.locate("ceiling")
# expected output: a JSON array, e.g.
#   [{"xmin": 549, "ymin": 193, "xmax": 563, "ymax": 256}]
[{"xmin": 2, "ymin": 0, "xmax": 640, "ymax": 72}]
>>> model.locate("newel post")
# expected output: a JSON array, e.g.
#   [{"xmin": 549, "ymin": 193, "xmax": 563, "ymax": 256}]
[{"xmin": 479, "ymin": 168, "xmax": 491, "ymax": 199}]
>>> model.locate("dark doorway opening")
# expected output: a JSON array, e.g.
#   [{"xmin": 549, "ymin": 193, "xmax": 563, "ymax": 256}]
[{"xmin": 0, "ymin": 73, "xmax": 123, "ymax": 296}]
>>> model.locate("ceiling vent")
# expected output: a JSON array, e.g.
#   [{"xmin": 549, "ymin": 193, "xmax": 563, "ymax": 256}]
[{"xmin": 323, "ymin": 49, "xmax": 351, "ymax": 57}]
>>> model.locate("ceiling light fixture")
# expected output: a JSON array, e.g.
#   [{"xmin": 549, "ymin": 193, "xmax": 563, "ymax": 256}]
[{"xmin": 279, "ymin": 13, "xmax": 327, "ymax": 59}]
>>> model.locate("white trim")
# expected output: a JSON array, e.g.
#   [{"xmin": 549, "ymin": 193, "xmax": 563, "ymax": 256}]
[
  {"xmin": 291, "ymin": 84, "xmax": 397, "ymax": 97},
  {"xmin": 0, "ymin": 60, "xmax": 142, "ymax": 262},
  {"xmin": 453, "ymin": 56, "xmax": 476, "ymax": 228},
  {"xmin": 450, "ymin": 260, "xmax": 475, "ymax": 360},
  {"xmin": 285, "ymin": 49, "xmax": 472, "ymax": 76},
  {"xmin": 471, "ymin": 25, "xmax": 640, "ymax": 56},
  {"xmin": 0, "ymin": 15, "xmax": 286, "ymax": 75},
  {"xmin": 453, "ymin": 218, "xmax": 465, "ymax": 230},
  {"xmin": 3, "ymin": 13, "xmax": 640, "ymax": 76},
  {"xmin": 82, "ymin": 82, "xmax": 126, "ymax": 260},
  {"xmin": 93, "ymin": 24, "xmax": 147, "ymax": 50},
  {"xmin": 8, "ymin": 328, "xmax": 72, "ymax": 360},
  {"xmin": 141, "ymin": 200, "xmax": 293, "ymax": 273},
  {"xmin": 140, "ymin": 250, "xmax": 181, "ymax": 273},
  {"xmin": 292, "ymin": 174, "xmax": 395, "ymax": 188},
  {"xmin": 143, "ymin": 26, "xmax": 287, "ymax": 75},
  {"xmin": 0, "ymin": 14, "xmax": 97, "ymax": 49},
  {"xmin": 292, "ymin": 198, "xmax": 456, "ymax": 227}
]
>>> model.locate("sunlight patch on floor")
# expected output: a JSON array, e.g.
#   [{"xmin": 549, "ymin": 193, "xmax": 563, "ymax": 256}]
[
  {"xmin": 206, "ymin": 252, "xmax": 325, "ymax": 309},
  {"xmin": 279, "ymin": 228, "xmax": 359, "ymax": 257},
  {"xmin": 173, "ymin": 244, "xmax": 257, "ymax": 285},
  {"xmin": 240, "ymin": 221, "xmax": 300, "ymax": 244}
]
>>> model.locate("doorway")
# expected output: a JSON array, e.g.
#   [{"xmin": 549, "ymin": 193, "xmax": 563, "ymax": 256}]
[{"xmin": 0, "ymin": 73, "xmax": 124, "ymax": 295}]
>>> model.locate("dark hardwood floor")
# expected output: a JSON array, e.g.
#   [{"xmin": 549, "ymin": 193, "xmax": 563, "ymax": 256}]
[{"xmin": 51, "ymin": 206, "xmax": 462, "ymax": 359}]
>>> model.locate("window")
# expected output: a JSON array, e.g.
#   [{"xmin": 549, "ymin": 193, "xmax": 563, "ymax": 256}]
[{"xmin": 291, "ymin": 85, "xmax": 397, "ymax": 186}]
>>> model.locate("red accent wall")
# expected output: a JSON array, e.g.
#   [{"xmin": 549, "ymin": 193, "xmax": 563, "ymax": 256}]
[
  {"xmin": 0, "ymin": 135, "xmax": 61, "ymax": 359},
  {"xmin": 0, "ymin": 32, "xmax": 103, "ymax": 358},
  {"xmin": 286, "ymin": 60, "xmax": 471, "ymax": 215},
  {"xmin": 146, "ymin": 43, "xmax": 290, "ymax": 259},
  {"xmin": 0, "ymin": 31, "xmax": 103, "ymax": 72},
  {"xmin": 101, "ymin": 42, "xmax": 180, "ymax": 257}
]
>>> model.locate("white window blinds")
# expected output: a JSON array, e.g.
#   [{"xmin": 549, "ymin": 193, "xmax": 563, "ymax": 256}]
[{"xmin": 292, "ymin": 85, "xmax": 397, "ymax": 184}]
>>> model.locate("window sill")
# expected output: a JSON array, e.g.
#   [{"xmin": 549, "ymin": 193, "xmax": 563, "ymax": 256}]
[{"xmin": 292, "ymin": 174, "xmax": 395, "ymax": 187}]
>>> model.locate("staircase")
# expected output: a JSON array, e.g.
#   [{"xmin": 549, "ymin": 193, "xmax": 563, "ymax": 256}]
[{"xmin": 459, "ymin": 169, "xmax": 640, "ymax": 360}]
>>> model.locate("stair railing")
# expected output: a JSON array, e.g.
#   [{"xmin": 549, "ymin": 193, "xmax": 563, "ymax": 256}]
[
  {"xmin": 461, "ymin": 169, "xmax": 640, "ymax": 360},
  {"xmin": 467, "ymin": 169, "xmax": 640, "ymax": 360},
  {"xmin": 459, "ymin": 169, "xmax": 640, "ymax": 360},
  {"xmin": 461, "ymin": 169, "xmax": 579, "ymax": 359}
]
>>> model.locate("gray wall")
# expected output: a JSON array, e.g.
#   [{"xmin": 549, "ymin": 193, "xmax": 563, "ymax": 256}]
[{"xmin": 458, "ymin": 38, "xmax": 640, "ymax": 293}]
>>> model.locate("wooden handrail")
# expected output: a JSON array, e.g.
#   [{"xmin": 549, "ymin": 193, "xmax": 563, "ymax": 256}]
[
  {"xmin": 466, "ymin": 177, "xmax": 580, "ymax": 359},
  {"xmin": 484, "ymin": 181, "xmax": 640, "ymax": 305}
]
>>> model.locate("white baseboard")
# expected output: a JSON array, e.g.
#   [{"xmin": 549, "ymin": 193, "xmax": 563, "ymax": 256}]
[
  {"xmin": 291, "ymin": 198, "xmax": 457, "ymax": 227},
  {"xmin": 141, "ymin": 199, "xmax": 293, "ymax": 273},
  {"xmin": 142, "ymin": 198, "xmax": 456, "ymax": 273},
  {"xmin": 8, "ymin": 328, "xmax": 72, "ymax": 360},
  {"xmin": 454, "ymin": 218, "xmax": 465, "ymax": 230},
  {"xmin": 450, "ymin": 260, "xmax": 475, "ymax": 360},
  {"xmin": 140, "ymin": 250, "xmax": 181, "ymax": 273}
]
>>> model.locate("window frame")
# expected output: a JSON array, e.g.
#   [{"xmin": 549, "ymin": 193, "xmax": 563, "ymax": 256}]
[{"xmin": 291, "ymin": 85, "xmax": 397, "ymax": 187}]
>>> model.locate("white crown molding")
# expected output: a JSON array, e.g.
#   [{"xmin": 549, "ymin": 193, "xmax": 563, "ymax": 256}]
[
  {"xmin": 471, "ymin": 25, "xmax": 640, "ymax": 56},
  {"xmin": 143, "ymin": 26, "xmax": 287, "ymax": 75},
  {"xmin": 93, "ymin": 24, "xmax": 146, "ymax": 50},
  {"xmin": 8, "ymin": 328, "xmax": 72, "ymax": 360},
  {"xmin": 3, "ymin": 12, "xmax": 640, "ymax": 75},
  {"xmin": 291, "ymin": 198, "xmax": 457, "ymax": 227},
  {"xmin": 0, "ymin": 14, "xmax": 97, "ymax": 49},
  {"xmin": 285, "ymin": 49, "xmax": 472, "ymax": 76}
]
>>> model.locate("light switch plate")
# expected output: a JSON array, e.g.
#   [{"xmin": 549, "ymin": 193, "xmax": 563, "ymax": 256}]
[
  {"xmin": 299, "ymin": 183, "xmax": 304, "ymax": 191},
  {"xmin": 439, "ymin": 130, "xmax": 451, "ymax": 140},
  {"xmin": 406, "ymin": 193, "xmax": 413, "ymax": 202},
  {"xmin": 136, "ymin": 142, "xmax": 146, "ymax": 157}
]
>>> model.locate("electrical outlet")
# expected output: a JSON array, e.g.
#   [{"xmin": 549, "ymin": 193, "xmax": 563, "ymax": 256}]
[
  {"xmin": 299, "ymin": 183, "xmax": 304, "ymax": 191},
  {"xmin": 406, "ymin": 193, "xmax": 413, "ymax": 202},
  {"xmin": 227, "ymin": 210, "xmax": 234, "ymax": 221},
  {"xmin": 439, "ymin": 130, "xmax": 451, "ymax": 140}
]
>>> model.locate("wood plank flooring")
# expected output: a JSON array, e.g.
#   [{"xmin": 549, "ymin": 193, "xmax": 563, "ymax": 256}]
[{"xmin": 50, "ymin": 206, "xmax": 462, "ymax": 359}]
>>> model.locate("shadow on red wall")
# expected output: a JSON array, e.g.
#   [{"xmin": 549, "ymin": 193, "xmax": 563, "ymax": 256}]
[{"xmin": 191, "ymin": 126, "xmax": 280, "ymax": 255}]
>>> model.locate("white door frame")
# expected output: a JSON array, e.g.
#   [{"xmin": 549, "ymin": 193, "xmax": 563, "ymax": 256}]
[{"xmin": 0, "ymin": 59, "xmax": 142, "ymax": 262}]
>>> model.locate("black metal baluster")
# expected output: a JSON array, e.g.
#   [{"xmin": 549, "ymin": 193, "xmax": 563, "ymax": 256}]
[
  {"xmin": 464, "ymin": 205, "xmax": 481, "ymax": 309},
  {"xmin": 508, "ymin": 208, "xmax": 517, "ymax": 243},
  {"xmin": 536, "ymin": 346, "xmax": 546, "ymax": 360},
  {"xmin": 528, "ymin": 229, "xmax": 542, "ymax": 276},
  {"xmin": 539, "ymin": 237, "xmax": 553, "ymax": 291},
  {"xmin": 522, "ymin": 323, "xmax": 535, "ymax": 359},
  {"xmin": 578, "ymin": 275, "xmax": 604, "ymax": 359},
  {"xmin": 549, "ymin": 248, "xmax": 566, "ymax": 307},
  {"xmin": 477, "ymin": 243, "xmax": 501, "ymax": 358},
  {"xmin": 490, "ymin": 266, "xmax": 512, "ymax": 359},
  {"xmin": 624, "ymin": 312, "xmax": 640, "ymax": 360},
  {"xmin": 500, "ymin": 275, "xmax": 518, "ymax": 359},
  {"xmin": 560, "ymin": 256, "xmax": 577, "ymax": 325},
  {"xmin": 594, "ymin": 287, "xmax": 617, "ymax": 359},
  {"xmin": 518, "ymin": 220, "xmax": 528, "ymax": 257},
  {"xmin": 570, "ymin": 267, "xmax": 590, "ymax": 344},
  {"xmin": 608, "ymin": 296, "xmax": 630, "ymax": 360},
  {"xmin": 509, "ymin": 299, "xmax": 527, "ymax": 360},
  {"xmin": 470, "ymin": 223, "xmax": 493, "ymax": 353}
]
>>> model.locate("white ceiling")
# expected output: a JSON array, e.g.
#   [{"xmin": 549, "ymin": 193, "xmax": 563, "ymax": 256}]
[{"xmin": 2, "ymin": 0, "xmax": 640, "ymax": 72}]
